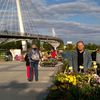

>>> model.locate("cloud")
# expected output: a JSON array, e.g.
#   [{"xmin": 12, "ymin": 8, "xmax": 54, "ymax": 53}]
[
  {"xmin": 26, "ymin": 19, "xmax": 100, "ymax": 33},
  {"xmin": 0, "ymin": 0, "xmax": 100, "ymax": 44},
  {"xmin": 27, "ymin": 0, "xmax": 100, "ymax": 20}
]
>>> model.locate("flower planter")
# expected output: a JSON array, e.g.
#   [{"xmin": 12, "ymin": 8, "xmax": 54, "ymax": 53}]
[{"xmin": 41, "ymin": 59, "xmax": 57, "ymax": 67}]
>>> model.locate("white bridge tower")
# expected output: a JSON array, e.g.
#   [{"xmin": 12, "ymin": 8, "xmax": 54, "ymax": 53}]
[{"xmin": 16, "ymin": 0, "xmax": 27, "ymax": 51}]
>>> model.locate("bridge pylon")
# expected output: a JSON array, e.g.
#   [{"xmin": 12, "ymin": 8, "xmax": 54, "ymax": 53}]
[{"xmin": 16, "ymin": 0, "xmax": 27, "ymax": 51}]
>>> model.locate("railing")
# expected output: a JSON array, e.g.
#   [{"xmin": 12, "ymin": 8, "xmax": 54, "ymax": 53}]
[{"xmin": 0, "ymin": 31, "xmax": 62, "ymax": 42}]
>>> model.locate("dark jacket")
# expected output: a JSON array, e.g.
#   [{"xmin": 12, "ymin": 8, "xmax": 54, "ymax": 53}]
[
  {"xmin": 91, "ymin": 51, "xmax": 100, "ymax": 64},
  {"xmin": 91, "ymin": 51, "xmax": 96, "ymax": 61},
  {"xmin": 70, "ymin": 50, "xmax": 92, "ymax": 72},
  {"xmin": 25, "ymin": 53, "xmax": 30, "ymax": 66}
]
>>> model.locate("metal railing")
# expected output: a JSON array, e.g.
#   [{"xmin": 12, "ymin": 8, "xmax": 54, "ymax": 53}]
[{"xmin": 0, "ymin": 31, "xmax": 62, "ymax": 42}]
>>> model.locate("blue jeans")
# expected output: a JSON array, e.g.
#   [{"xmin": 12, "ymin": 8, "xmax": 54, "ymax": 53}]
[{"xmin": 30, "ymin": 61, "xmax": 39, "ymax": 81}]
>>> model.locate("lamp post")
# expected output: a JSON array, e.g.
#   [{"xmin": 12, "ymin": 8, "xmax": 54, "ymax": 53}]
[{"xmin": 16, "ymin": 0, "xmax": 27, "ymax": 51}]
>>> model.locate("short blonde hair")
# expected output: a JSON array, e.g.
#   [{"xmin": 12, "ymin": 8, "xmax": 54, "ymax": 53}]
[{"xmin": 32, "ymin": 44, "xmax": 37, "ymax": 48}]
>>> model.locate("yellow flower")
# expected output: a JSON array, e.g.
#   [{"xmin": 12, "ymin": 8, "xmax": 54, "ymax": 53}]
[
  {"xmin": 69, "ymin": 77, "xmax": 73, "ymax": 82},
  {"xmin": 65, "ymin": 78, "xmax": 68, "ymax": 81},
  {"xmin": 55, "ymin": 73, "xmax": 77, "ymax": 85},
  {"xmin": 93, "ymin": 61, "xmax": 96, "ymax": 65},
  {"xmin": 73, "ymin": 79, "xmax": 76, "ymax": 85},
  {"xmin": 79, "ymin": 66, "xmax": 84, "ymax": 69},
  {"xmin": 69, "ymin": 66, "xmax": 73, "ymax": 70},
  {"xmin": 94, "ymin": 65, "xmax": 97, "ymax": 69}
]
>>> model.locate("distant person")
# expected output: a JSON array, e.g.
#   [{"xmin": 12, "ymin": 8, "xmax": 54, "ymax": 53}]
[
  {"xmin": 91, "ymin": 48, "xmax": 100, "ymax": 75},
  {"xmin": 62, "ymin": 44, "xmax": 72, "ymax": 64},
  {"xmin": 71, "ymin": 41, "xmax": 92, "ymax": 72},
  {"xmin": 25, "ymin": 53, "xmax": 30, "ymax": 67},
  {"xmin": 25, "ymin": 52, "xmax": 30, "ymax": 81},
  {"xmin": 47, "ymin": 51, "xmax": 52, "ymax": 59},
  {"xmin": 28, "ymin": 44, "xmax": 40, "ymax": 81},
  {"xmin": 91, "ymin": 48, "xmax": 100, "ymax": 64},
  {"xmin": 51, "ymin": 48, "xmax": 57, "ymax": 59}
]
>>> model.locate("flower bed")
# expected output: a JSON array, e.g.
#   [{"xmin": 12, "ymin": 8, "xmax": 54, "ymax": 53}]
[
  {"xmin": 46, "ymin": 73, "xmax": 100, "ymax": 100},
  {"xmin": 45, "ymin": 61, "xmax": 100, "ymax": 100},
  {"xmin": 41, "ymin": 59, "xmax": 58, "ymax": 67}
]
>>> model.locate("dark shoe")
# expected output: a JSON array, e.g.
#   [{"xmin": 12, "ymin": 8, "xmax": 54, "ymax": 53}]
[
  {"xmin": 28, "ymin": 79, "xmax": 33, "ymax": 82},
  {"xmin": 35, "ymin": 79, "xmax": 39, "ymax": 81}
]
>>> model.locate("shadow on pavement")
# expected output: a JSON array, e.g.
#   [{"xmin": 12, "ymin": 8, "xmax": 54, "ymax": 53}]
[{"xmin": 0, "ymin": 81, "xmax": 47, "ymax": 100}]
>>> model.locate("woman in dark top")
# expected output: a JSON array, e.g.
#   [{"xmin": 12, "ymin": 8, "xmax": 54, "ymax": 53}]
[
  {"xmin": 25, "ymin": 53, "xmax": 31, "ymax": 81},
  {"xmin": 25, "ymin": 53, "xmax": 30, "ymax": 66}
]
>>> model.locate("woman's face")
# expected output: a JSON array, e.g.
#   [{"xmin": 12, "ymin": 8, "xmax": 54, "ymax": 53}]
[
  {"xmin": 32, "ymin": 45, "xmax": 37, "ymax": 49},
  {"xmin": 77, "ymin": 42, "xmax": 84, "ymax": 51}
]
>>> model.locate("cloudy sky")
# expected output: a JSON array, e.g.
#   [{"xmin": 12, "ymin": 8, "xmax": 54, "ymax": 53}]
[{"xmin": 0, "ymin": 0, "xmax": 100, "ymax": 44}]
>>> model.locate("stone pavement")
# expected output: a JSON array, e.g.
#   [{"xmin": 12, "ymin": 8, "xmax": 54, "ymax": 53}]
[{"xmin": 0, "ymin": 61, "xmax": 56, "ymax": 100}]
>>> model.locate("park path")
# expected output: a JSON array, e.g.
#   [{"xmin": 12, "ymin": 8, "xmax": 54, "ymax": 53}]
[{"xmin": 0, "ymin": 61, "xmax": 57, "ymax": 100}]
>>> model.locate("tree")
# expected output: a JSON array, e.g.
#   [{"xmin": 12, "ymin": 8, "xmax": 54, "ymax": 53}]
[
  {"xmin": 57, "ymin": 40, "xmax": 64, "ymax": 50},
  {"xmin": 43, "ymin": 42, "xmax": 53, "ymax": 51},
  {"xmin": 85, "ymin": 43, "xmax": 99, "ymax": 50},
  {"xmin": 0, "ymin": 40, "xmax": 22, "ymax": 50},
  {"xmin": 32, "ymin": 39, "xmax": 40, "ymax": 49}
]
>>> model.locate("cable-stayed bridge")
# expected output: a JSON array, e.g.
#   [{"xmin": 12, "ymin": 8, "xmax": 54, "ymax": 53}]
[
  {"xmin": 0, "ymin": 0, "xmax": 41, "ymax": 33},
  {"xmin": 0, "ymin": 0, "xmax": 62, "ymax": 50}
]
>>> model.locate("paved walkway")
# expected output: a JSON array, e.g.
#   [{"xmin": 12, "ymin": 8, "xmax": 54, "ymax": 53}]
[{"xmin": 0, "ymin": 61, "xmax": 56, "ymax": 100}]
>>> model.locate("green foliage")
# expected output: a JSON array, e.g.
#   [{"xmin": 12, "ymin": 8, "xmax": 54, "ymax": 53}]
[
  {"xmin": 41, "ymin": 59, "xmax": 57, "ymax": 67},
  {"xmin": 57, "ymin": 40, "xmax": 64, "ymax": 50},
  {"xmin": 43, "ymin": 42, "xmax": 53, "ymax": 51},
  {"xmin": 46, "ymin": 84, "xmax": 78, "ymax": 100},
  {"xmin": 65, "ymin": 44, "xmax": 74, "ymax": 50},
  {"xmin": 46, "ymin": 73, "xmax": 100, "ymax": 100},
  {"xmin": 0, "ymin": 40, "xmax": 31, "ymax": 50},
  {"xmin": 62, "ymin": 59, "xmax": 69, "ymax": 72},
  {"xmin": 27, "ymin": 41, "xmax": 31, "ymax": 49},
  {"xmin": 32, "ymin": 39, "xmax": 40, "ymax": 49},
  {"xmin": 0, "ymin": 51, "xmax": 5, "ymax": 60},
  {"xmin": 0, "ymin": 41, "xmax": 22, "ymax": 49},
  {"xmin": 85, "ymin": 43, "xmax": 99, "ymax": 50}
]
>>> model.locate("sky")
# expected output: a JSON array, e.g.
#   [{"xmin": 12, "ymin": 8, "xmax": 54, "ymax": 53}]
[{"xmin": 0, "ymin": 0, "xmax": 100, "ymax": 44}]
